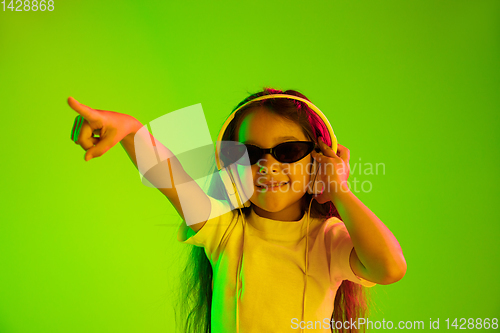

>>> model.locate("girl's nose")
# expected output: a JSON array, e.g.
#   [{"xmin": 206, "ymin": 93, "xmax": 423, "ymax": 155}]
[{"xmin": 257, "ymin": 154, "xmax": 280, "ymax": 174}]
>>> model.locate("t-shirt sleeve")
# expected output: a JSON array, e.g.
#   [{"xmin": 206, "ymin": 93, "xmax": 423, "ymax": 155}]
[
  {"xmin": 327, "ymin": 218, "xmax": 377, "ymax": 288},
  {"xmin": 177, "ymin": 195, "xmax": 235, "ymax": 261}
]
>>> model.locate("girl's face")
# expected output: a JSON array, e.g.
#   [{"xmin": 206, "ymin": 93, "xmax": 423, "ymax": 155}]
[{"xmin": 237, "ymin": 107, "xmax": 313, "ymax": 221}]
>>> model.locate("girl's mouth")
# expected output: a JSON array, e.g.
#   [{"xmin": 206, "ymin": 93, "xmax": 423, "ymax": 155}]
[{"xmin": 256, "ymin": 182, "xmax": 289, "ymax": 190}]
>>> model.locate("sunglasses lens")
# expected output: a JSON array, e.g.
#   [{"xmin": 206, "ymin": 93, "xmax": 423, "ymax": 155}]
[
  {"xmin": 220, "ymin": 141, "xmax": 250, "ymax": 166},
  {"xmin": 245, "ymin": 145, "xmax": 263, "ymax": 165},
  {"xmin": 275, "ymin": 142, "xmax": 313, "ymax": 163}
]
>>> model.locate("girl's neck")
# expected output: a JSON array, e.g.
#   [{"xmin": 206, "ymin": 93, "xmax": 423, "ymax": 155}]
[{"xmin": 252, "ymin": 204, "xmax": 304, "ymax": 222}]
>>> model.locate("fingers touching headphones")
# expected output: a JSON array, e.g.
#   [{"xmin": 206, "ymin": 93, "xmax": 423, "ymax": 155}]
[{"xmin": 311, "ymin": 137, "xmax": 351, "ymax": 202}]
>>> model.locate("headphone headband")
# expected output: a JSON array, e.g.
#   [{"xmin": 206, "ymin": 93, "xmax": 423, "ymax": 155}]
[{"xmin": 215, "ymin": 94, "xmax": 338, "ymax": 170}]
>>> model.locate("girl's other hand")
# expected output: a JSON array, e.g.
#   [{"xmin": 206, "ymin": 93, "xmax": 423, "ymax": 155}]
[
  {"xmin": 68, "ymin": 97, "xmax": 137, "ymax": 161},
  {"xmin": 311, "ymin": 138, "xmax": 351, "ymax": 204}
]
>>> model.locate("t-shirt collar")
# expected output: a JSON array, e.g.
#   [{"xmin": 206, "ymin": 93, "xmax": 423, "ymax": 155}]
[{"xmin": 247, "ymin": 206, "xmax": 308, "ymax": 235}]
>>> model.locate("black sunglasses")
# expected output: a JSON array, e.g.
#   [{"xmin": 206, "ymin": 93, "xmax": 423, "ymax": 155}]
[{"xmin": 220, "ymin": 141, "xmax": 318, "ymax": 165}]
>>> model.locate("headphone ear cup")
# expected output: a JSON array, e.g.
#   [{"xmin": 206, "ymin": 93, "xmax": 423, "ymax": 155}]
[
  {"xmin": 229, "ymin": 164, "xmax": 252, "ymax": 208},
  {"xmin": 219, "ymin": 167, "xmax": 252, "ymax": 209},
  {"xmin": 219, "ymin": 168, "xmax": 239, "ymax": 210}
]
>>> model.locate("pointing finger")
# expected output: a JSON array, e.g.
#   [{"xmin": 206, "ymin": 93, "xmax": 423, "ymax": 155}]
[{"xmin": 67, "ymin": 97, "xmax": 97, "ymax": 121}]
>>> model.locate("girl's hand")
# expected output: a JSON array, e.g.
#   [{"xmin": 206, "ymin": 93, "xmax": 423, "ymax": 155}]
[
  {"xmin": 68, "ymin": 97, "xmax": 138, "ymax": 161},
  {"xmin": 310, "ymin": 137, "xmax": 351, "ymax": 204}
]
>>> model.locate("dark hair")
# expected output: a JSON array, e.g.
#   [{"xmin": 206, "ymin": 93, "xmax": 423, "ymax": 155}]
[{"xmin": 175, "ymin": 87, "xmax": 370, "ymax": 333}]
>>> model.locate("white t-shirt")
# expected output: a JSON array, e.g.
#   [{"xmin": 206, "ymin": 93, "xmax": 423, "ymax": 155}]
[{"xmin": 177, "ymin": 196, "xmax": 376, "ymax": 332}]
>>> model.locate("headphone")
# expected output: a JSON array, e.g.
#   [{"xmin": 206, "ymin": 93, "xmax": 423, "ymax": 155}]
[{"xmin": 213, "ymin": 93, "xmax": 338, "ymax": 333}]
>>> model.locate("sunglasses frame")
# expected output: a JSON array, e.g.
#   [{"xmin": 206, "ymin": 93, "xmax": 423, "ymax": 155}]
[{"xmin": 243, "ymin": 141, "xmax": 318, "ymax": 165}]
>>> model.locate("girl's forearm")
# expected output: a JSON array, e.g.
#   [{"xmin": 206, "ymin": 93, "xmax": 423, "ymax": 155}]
[
  {"xmin": 119, "ymin": 117, "xmax": 211, "ymax": 227},
  {"xmin": 331, "ymin": 185, "xmax": 407, "ymax": 284},
  {"xmin": 119, "ymin": 117, "xmax": 145, "ymax": 169},
  {"xmin": 119, "ymin": 117, "xmax": 190, "ymax": 185}
]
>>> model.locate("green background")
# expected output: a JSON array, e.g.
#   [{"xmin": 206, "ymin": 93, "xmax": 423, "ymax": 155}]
[{"xmin": 1, "ymin": 0, "xmax": 498, "ymax": 332}]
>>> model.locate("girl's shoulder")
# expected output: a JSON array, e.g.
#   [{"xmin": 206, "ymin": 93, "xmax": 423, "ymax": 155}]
[
  {"xmin": 320, "ymin": 215, "xmax": 349, "ymax": 239},
  {"xmin": 321, "ymin": 215, "xmax": 344, "ymax": 228}
]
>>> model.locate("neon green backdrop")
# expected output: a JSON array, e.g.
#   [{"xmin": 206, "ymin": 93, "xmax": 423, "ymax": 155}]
[{"xmin": 0, "ymin": 0, "xmax": 498, "ymax": 332}]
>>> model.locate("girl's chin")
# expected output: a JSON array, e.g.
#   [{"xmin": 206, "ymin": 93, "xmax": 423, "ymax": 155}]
[{"xmin": 252, "ymin": 204, "xmax": 286, "ymax": 214}]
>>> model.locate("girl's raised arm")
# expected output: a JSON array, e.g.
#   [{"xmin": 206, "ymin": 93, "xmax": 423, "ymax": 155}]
[
  {"xmin": 68, "ymin": 97, "xmax": 211, "ymax": 231},
  {"xmin": 312, "ymin": 139, "xmax": 407, "ymax": 285}
]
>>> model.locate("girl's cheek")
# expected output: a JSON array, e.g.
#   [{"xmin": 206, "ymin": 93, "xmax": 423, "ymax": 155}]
[{"xmin": 252, "ymin": 165, "xmax": 266, "ymax": 184}]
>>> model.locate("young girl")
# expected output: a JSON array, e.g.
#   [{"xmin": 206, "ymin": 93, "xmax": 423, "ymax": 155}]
[{"xmin": 68, "ymin": 88, "xmax": 406, "ymax": 333}]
